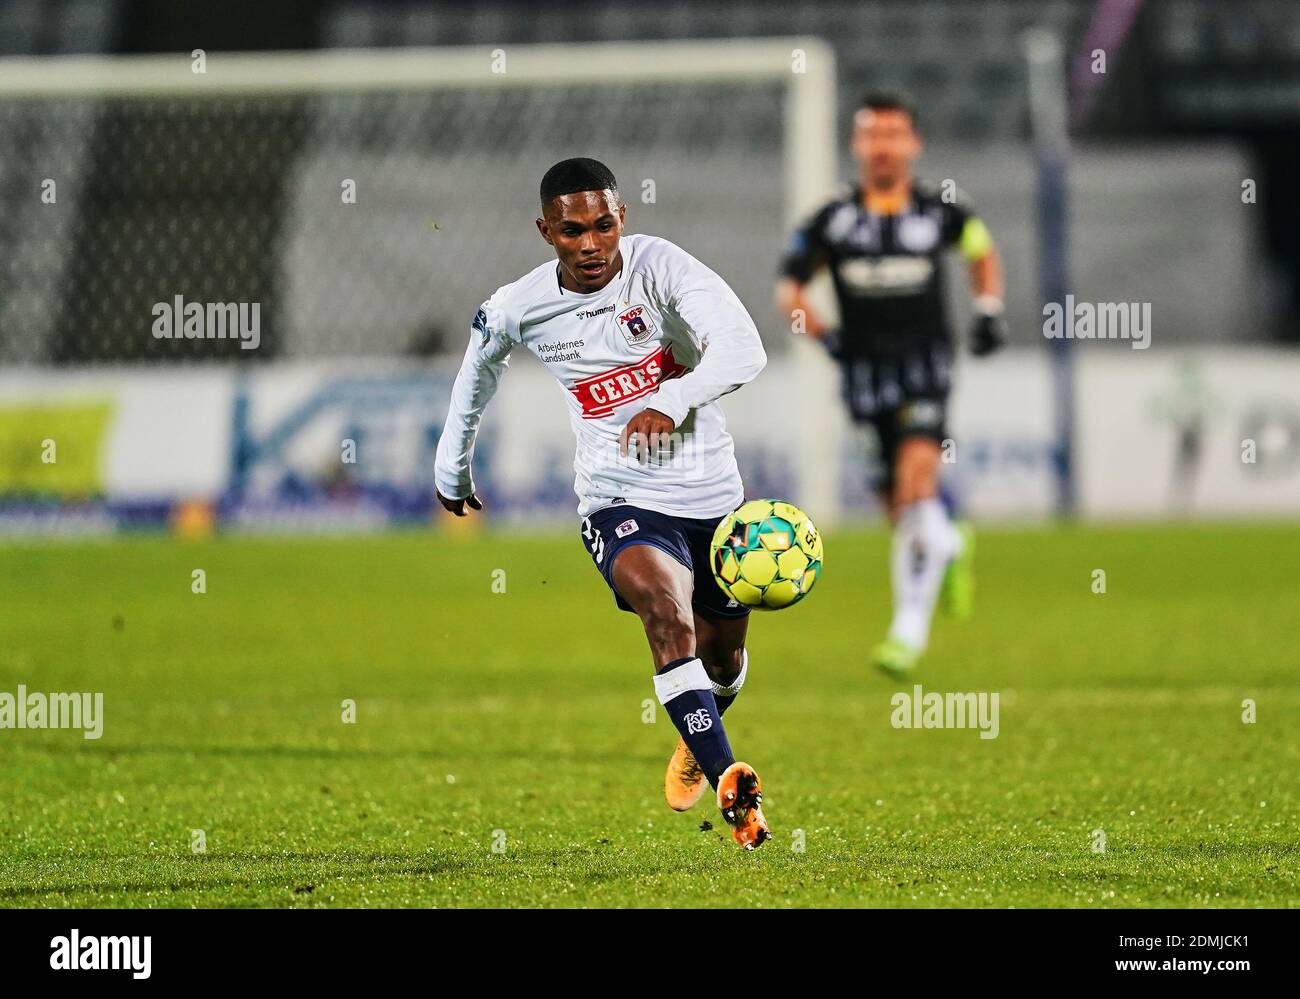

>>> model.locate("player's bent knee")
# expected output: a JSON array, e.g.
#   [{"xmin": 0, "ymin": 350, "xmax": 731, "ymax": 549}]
[
  {"xmin": 640, "ymin": 590, "xmax": 692, "ymax": 636},
  {"xmin": 617, "ymin": 563, "xmax": 693, "ymax": 643}
]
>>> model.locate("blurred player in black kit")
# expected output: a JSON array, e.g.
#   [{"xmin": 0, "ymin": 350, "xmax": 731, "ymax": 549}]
[{"xmin": 777, "ymin": 91, "xmax": 1006, "ymax": 676}]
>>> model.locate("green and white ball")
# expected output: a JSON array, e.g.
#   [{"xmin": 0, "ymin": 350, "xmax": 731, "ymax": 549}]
[{"xmin": 710, "ymin": 499, "xmax": 823, "ymax": 610}]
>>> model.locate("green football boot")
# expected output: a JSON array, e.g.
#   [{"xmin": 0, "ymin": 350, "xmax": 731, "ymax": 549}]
[{"xmin": 872, "ymin": 636, "xmax": 922, "ymax": 679}]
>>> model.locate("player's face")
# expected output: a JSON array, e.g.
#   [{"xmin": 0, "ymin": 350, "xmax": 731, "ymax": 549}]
[
  {"xmin": 536, "ymin": 190, "xmax": 626, "ymax": 292},
  {"xmin": 851, "ymin": 108, "xmax": 921, "ymax": 186}
]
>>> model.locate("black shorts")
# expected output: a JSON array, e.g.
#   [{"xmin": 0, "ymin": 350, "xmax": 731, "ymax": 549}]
[
  {"xmin": 579, "ymin": 504, "xmax": 750, "ymax": 620},
  {"xmin": 841, "ymin": 342, "xmax": 952, "ymax": 494}
]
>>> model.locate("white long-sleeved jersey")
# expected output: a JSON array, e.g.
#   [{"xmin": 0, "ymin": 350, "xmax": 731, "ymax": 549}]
[{"xmin": 434, "ymin": 233, "xmax": 767, "ymax": 519}]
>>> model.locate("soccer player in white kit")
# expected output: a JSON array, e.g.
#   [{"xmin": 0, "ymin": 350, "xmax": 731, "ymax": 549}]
[{"xmin": 434, "ymin": 159, "xmax": 771, "ymax": 849}]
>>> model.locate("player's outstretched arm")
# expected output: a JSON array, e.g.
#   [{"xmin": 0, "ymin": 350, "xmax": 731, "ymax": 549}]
[{"xmin": 433, "ymin": 304, "xmax": 517, "ymax": 516}]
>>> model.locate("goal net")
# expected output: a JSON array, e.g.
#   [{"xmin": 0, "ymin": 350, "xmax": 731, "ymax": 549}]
[{"xmin": 0, "ymin": 40, "xmax": 841, "ymax": 526}]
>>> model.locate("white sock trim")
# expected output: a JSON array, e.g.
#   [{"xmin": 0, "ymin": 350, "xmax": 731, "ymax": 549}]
[
  {"xmin": 653, "ymin": 657, "xmax": 712, "ymax": 705},
  {"xmin": 711, "ymin": 647, "xmax": 748, "ymax": 697}
]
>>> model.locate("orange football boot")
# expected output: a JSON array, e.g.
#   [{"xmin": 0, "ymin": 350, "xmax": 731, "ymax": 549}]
[
  {"xmin": 716, "ymin": 761, "xmax": 770, "ymax": 851},
  {"xmin": 665, "ymin": 738, "xmax": 709, "ymax": 811}
]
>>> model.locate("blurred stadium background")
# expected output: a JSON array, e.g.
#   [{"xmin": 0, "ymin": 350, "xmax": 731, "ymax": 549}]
[
  {"xmin": 0, "ymin": 0, "xmax": 1297, "ymax": 532},
  {"xmin": 2, "ymin": 0, "xmax": 1299, "ymax": 913}
]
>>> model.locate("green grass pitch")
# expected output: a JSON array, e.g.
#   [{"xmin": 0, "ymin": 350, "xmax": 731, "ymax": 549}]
[{"xmin": 1, "ymin": 522, "xmax": 1297, "ymax": 908}]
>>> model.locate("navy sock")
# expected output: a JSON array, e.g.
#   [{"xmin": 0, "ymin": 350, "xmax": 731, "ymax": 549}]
[{"xmin": 654, "ymin": 656, "xmax": 734, "ymax": 788}]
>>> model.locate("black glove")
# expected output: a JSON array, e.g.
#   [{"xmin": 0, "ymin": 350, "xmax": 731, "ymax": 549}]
[{"xmin": 969, "ymin": 311, "xmax": 1006, "ymax": 357}]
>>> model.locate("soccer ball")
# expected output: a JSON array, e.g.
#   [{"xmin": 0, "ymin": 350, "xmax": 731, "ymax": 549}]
[{"xmin": 710, "ymin": 499, "xmax": 823, "ymax": 610}]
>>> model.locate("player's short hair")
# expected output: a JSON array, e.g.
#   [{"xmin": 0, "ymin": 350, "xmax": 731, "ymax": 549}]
[
  {"xmin": 539, "ymin": 157, "xmax": 619, "ymax": 207},
  {"xmin": 860, "ymin": 89, "xmax": 920, "ymax": 130}
]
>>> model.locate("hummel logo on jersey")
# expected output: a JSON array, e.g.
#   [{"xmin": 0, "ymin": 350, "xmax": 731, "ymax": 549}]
[
  {"xmin": 576, "ymin": 304, "xmax": 615, "ymax": 320},
  {"xmin": 615, "ymin": 518, "xmax": 639, "ymax": 538},
  {"xmin": 569, "ymin": 343, "xmax": 689, "ymax": 419},
  {"xmin": 684, "ymin": 708, "xmax": 713, "ymax": 734}
]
